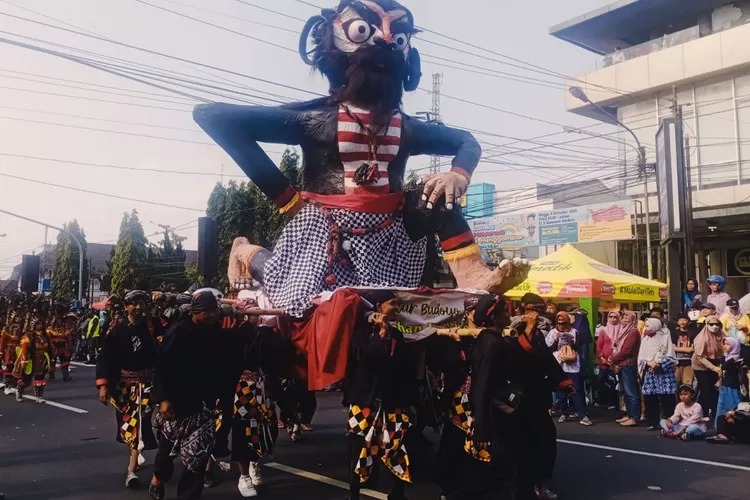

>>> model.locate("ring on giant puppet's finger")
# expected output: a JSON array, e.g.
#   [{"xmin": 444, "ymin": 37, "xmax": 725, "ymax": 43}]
[
  {"xmin": 446, "ymin": 192, "xmax": 455, "ymax": 210},
  {"xmin": 421, "ymin": 176, "xmax": 437, "ymax": 200}
]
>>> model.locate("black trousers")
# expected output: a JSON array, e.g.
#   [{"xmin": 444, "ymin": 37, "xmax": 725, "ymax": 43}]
[
  {"xmin": 153, "ymin": 436, "xmax": 206, "ymax": 500},
  {"xmin": 695, "ymin": 370, "xmax": 719, "ymax": 419},
  {"xmin": 717, "ymin": 415, "xmax": 750, "ymax": 443},
  {"xmin": 644, "ymin": 394, "xmax": 677, "ymax": 428}
]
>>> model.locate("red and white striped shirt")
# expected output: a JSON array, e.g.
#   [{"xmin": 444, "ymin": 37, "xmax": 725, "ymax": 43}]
[{"xmin": 337, "ymin": 105, "xmax": 402, "ymax": 195}]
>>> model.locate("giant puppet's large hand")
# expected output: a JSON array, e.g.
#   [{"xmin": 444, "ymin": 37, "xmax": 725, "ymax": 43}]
[{"xmin": 421, "ymin": 171, "xmax": 470, "ymax": 210}]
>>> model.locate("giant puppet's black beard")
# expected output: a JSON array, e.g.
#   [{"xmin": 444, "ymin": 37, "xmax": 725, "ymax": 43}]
[{"xmin": 336, "ymin": 44, "xmax": 407, "ymax": 128}]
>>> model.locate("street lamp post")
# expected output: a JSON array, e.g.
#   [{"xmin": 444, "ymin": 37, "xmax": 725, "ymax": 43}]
[
  {"xmin": 568, "ymin": 87, "xmax": 653, "ymax": 280},
  {"xmin": 0, "ymin": 208, "xmax": 84, "ymax": 302}
]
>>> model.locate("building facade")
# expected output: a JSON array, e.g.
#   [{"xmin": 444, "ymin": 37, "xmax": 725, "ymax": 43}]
[{"xmin": 551, "ymin": 0, "xmax": 750, "ymax": 299}]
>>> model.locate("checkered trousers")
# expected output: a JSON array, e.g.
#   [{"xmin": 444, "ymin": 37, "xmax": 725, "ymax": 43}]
[
  {"xmin": 346, "ymin": 404, "xmax": 412, "ymax": 484},
  {"xmin": 112, "ymin": 380, "xmax": 152, "ymax": 450},
  {"xmin": 264, "ymin": 204, "xmax": 427, "ymax": 318},
  {"xmin": 232, "ymin": 369, "xmax": 277, "ymax": 457}
]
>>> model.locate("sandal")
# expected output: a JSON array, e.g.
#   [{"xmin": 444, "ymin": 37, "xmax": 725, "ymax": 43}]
[
  {"xmin": 706, "ymin": 435, "xmax": 731, "ymax": 444},
  {"xmin": 301, "ymin": 424, "xmax": 314, "ymax": 432}
]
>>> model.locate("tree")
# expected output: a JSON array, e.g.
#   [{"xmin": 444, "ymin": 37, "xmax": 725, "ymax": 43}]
[
  {"xmin": 147, "ymin": 228, "xmax": 189, "ymax": 291},
  {"xmin": 205, "ymin": 148, "xmax": 302, "ymax": 290},
  {"xmin": 405, "ymin": 170, "xmax": 420, "ymax": 190},
  {"xmin": 51, "ymin": 219, "xmax": 89, "ymax": 303},
  {"xmin": 111, "ymin": 210, "xmax": 149, "ymax": 293}
]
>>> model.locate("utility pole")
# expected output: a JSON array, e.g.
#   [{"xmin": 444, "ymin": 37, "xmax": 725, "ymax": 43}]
[
  {"xmin": 429, "ymin": 73, "xmax": 443, "ymax": 175},
  {"xmin": 569, "ymin": 86, "xmax": 653, "ymax": 280}
]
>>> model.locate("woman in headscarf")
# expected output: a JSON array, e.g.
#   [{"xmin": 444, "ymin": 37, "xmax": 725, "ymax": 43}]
[
  {"xmin": 546, "ymin": 311, "xmax": 592, "ymax": 426},
  {"xmin": 609, "ymin": 310, "xmax": 642, "ymax": 427},
  {"xmin": 638, "ymin": 318, "xmax": 678, "ymax": 431},
  {"xmin": 692, "ymin": 315, "xmax": 725, "ymax": 422},
  {"xmin": 596, "ymin": 311, "xmax": 621, "ymax": 410},
  {"xmin": 683, "ymin": 278, "xmax": 703, "ymax": 313},
  {"xmin": 714, "ymin": 336, "xmax": 747, "ymax": 427}
]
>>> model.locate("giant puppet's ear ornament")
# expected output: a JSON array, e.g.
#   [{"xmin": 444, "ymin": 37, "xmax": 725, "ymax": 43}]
[
  {"xmin": 299, "ymin": 9, "xmax": 336, "ymax": 66},
  {"xmin": 299, "ymin": 15, "xmax": 326, "ymax": 66},
  {"xmin": 403, "ymin": 47, "xmax": 422, "ymax": 92}
]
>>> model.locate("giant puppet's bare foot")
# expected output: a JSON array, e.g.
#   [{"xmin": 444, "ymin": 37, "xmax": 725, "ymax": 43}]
[
  {"xmin": 448, "ymin": 252, "xmax": 530, "ymax": 294},
  {"xmin": 228, "ymin": 237, "xmax": 271, "ymax": 287}
]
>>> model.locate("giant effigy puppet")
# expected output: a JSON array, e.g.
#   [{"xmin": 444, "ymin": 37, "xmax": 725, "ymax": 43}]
[{"xmin": 195, "ymin": 0, "xmax": 528, "ymax": 389}]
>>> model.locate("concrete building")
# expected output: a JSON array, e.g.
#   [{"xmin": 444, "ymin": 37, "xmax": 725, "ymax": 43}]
[{"xmin": 551, "ymin": 0, "xmax": 750, "ymax": 299}]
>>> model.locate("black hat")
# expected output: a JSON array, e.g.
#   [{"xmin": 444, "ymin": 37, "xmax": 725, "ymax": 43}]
[
  {"xmin": 520, "ymin": 293, "xmax": 545, "ymax": 305},
  {"xmin": 474, "ymin": 295, "xmax": 503, "ymax": 327},
  {"xmin": 362, "ymin": 290, "xmax": 396, "ymax": 309},
  {"xmin": 464, "ymin": 296, "xmax": 480, "ymax": 311},
  {"xmin": 700, "ymin": 302, "xmax": 716, "ymax": 310},
  {"xmin": 191, "ymin": 291, "xmax": 218, "ymax": 314},
  {"xmin": 727, "ymin": 299, "xmax": 740, "ymax": 308},
  {"xmin": 123, "ymin": 290, "xmax": 149, "ymax": 305}
]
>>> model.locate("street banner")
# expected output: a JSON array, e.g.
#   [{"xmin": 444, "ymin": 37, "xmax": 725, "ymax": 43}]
[
  {"xmin": 538, "ymin": 202, "xmax": 633, "ymax": 246},
  {"xmin": 468, "ymin": 214, "xmax": 537, "ymax": 261},
  {"xmin": 468, "ymin": 201, "xmax": 633, "ymax": 255},
  {"xmin": 318, "ymin": 287, "xmax": 485, "ymax": 341}
]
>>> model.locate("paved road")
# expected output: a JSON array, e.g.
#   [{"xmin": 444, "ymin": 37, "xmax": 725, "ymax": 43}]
[{"xmin": 1, "ymin": 363, "xmax": 749, "ymax": 500}]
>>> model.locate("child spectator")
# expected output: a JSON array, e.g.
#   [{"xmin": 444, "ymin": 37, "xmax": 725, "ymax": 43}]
[
  {"xmin": 671, "ymin": 316, "xmax": 695, "ymax": 386},
  {"xmin": 715, "ymin": 337, "xmax": 747, "ymax": 427},
  {"xmin": 660, "ymin": 385, "xmax": 706, "ymax": 440}
]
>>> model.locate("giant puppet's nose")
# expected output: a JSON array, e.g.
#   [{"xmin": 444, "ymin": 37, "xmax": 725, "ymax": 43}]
[{"xmin": 373, "ymin": 35, "xmax": 396, "ymax": 48}]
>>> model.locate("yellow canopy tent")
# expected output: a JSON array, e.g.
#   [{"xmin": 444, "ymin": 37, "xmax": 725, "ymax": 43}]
[
  {"xmin": 507, "ymin": 244, "xmax": 667, "ymax": 302},
  {"xmin": 506, "ymin": 244, "xmax": 667, "ymax": 337}
]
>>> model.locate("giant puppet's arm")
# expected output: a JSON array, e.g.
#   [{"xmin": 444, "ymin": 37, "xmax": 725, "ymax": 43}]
[
  {"xmin": 405, "ymin": 116, "xmax": 481, "ymax": 209},
  {"xmin": 193, "ymin": 103, "xmax": 306, "ymax": 213}
]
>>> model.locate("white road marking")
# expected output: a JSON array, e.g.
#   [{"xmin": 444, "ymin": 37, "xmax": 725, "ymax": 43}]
[
  {"xmin": 69, "ymin": 361, "xmax": 95, "ymax": 368},
  {"xmin": 265, "ymin": 462, "xmax": 387, "ymax": 499},
  {"xmin": 22, "ymin": 395, "xmax": 88, "ymax": 414},
  {"xmin": 558, "ymin": 439, "xmax": 750, "ymax": 472}
]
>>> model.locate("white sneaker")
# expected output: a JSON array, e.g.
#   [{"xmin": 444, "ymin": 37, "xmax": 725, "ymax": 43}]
[
  {"xmin": 137, "ymin": 453, "xmax": 146, "ymax": 467},
  {"xmin": 125, "ymin": 472, "xmax": 139, "ymax": 488},
  {"xmin": 238, "ymin": 475, "xmax": 258, "ymax": 497},
  {"xmin": 248, "ymin": 462, "xmax": 263, "ymax": 486},
  {"xmin": 4, "ymin": 387, "xmax": 12, "ymax": 396}
]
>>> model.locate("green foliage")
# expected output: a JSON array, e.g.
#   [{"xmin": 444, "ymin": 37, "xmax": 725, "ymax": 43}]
[
  {"xmin": 111, "ymin": 210, "xmax": 149, "ymax": 294},
  {"xmin": 206, "ymin": 148, "xmax": 301, "ymax": 290},
  {"xmin": 405, "ymin": 170, "xmax": 420, "ymax": 190},
  {"xmin": 51, "ymin": 219, "xmax": 89, "ymax": 302},
  {"xmin": 185, "ymin": 264, "xmax": 205, "ymax": 287},
  {"xmin": 146, "ymin": 228, "xmax": 189, "ymax": 292}
]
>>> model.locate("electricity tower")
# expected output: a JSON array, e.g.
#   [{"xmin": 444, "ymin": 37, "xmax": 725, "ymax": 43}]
[{"xmin": 429, "ymin": 73, "xmax": 443, "ymax": 175}]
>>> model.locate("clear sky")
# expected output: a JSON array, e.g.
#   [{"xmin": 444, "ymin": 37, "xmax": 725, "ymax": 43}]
[{"xmin": 0, "ymin": 0, "xmax": 614, "ymax": 278}]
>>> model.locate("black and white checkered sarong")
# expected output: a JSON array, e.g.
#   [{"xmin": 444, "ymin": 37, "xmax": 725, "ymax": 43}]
[{"xmin": 264, "ymin": 204, "xmax": 426, "ymax": 318}]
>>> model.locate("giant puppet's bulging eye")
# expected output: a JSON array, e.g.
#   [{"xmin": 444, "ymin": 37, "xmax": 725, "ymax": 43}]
[
  {"xmin": 393, "ymin": 33, "xmax": 409, "ymax": 48},
  {"xmin": 345, "ymin": 19, "xmax": 373, "ymax": 43}
]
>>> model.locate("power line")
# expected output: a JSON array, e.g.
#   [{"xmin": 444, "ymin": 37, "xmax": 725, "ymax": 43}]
[
  {"xmin": 0, "ymin": 172, "xmax": 206, "ymax": 212},
  {"xmin": 0, "ymin": 115, "xmax": 217, "ymax": 146},
  {"xmin": 131, "ymin": 0, "xmax": 298, "ymax": 54},
  {"xmin": 0, "ymin": 151, "xmax": 295, "ymax": 177},
  {"xmin": 233, "ymin": 0, "xmax": 306, "ymax": 22},
  {"xmin": 162, "ymin": 0, "xmax": 299, "ymax": 34},
  {"xmin": 0, "ymin": 84, "xmax": 189, "ymax": 112},
  {"xmin": 0, "ymin": 105, "xmax": 202, "ymax": 133},
  {"xmin": 0, "ymin": 11, "xmax": 321, "ymax": 96}
]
